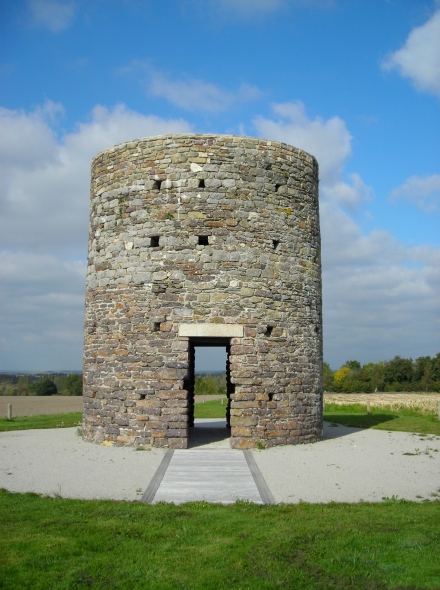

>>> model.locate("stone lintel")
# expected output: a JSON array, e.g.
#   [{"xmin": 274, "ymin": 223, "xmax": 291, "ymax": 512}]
[{"xmin": 178, "ymin": 323, "xmax": 244, "ymax": 338}]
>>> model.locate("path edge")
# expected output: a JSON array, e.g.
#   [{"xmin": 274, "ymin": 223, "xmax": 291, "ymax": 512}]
[
  {"xmin": 244, "ymin": 450, "xmax": 276, "ymax": 505},
  {"xmin": 141, "ymin": 449, "xmax": 174, "ymax": 503}
]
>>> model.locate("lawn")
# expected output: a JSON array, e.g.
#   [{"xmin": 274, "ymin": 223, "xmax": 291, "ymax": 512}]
[
  {"xmin": 1, "ymin": 489, "xmax": 439, "ymax": 590},
  {"xmin": 0, "ymin": 412, "xmax": 82, "ymax": 432},
  {"xmin": 323, "ymin": 403, "xmax": 440, "ymax": 436},
  {"xmin": 1, "ymin": 400, "xmax": 439, "ymax": 436}
]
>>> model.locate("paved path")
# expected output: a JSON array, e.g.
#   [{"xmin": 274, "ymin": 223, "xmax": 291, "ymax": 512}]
[{"xmin": 143, "ymin": 449, "xmax": 275, "ymax": 505}]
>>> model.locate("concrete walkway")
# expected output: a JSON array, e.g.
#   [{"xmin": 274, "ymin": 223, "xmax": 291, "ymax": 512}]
[{"xmin": 142, "ymin": 449, "xmax": 275, "ymax": 505}]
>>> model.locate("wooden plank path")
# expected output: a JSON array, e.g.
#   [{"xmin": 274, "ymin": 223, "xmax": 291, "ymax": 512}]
[{"xmin": 142, "ymin": 449, "xmax": 275, "ymax": 505}]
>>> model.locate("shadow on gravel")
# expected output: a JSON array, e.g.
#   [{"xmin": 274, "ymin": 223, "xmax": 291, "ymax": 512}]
[{"xmin": 188, "ymin": 419, "xmax": 230, "ymax": 449}]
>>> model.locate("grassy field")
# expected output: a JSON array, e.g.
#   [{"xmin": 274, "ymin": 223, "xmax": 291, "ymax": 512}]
[
  {"xmin": 195, "ymin": 398, "xmax": 440, "ymax": 435},
  {"xmin": 0, "ymin": 412, "xmax": 82, "ymax": 432},
  {"xmin": 1, "ymin": 489, "xmax": 439, "ymax": 590},
  {"xmin": 1, "ymin": 398, "xmax": 439, "ymax": 435}
]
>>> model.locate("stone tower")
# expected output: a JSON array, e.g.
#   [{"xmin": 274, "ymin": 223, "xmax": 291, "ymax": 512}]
[{"xmin": 83, "ymin": 134, "xmax": 322, "ymax": 449}]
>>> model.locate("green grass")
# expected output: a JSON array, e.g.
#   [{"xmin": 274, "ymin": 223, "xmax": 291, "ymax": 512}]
[
  {"xmin": 0, "ymin": 490, "xmax": 439, "ymax": 590},
  {"xmin": 1, "ymin": 402, "xmax": 438, "ymax": 437},
  {"xmin": 324, "ymin": 403, "xmax": 440, "ymax": 435},
  {"xmin": 0, "ymin": 412, "xmax": 82, "ymax": 432},
  {"xmin": 194, "ymin": 398, "xmax": 228, "ymax": 419},
  {"xmin": 195, "ymin": 401, "xmax": 440, "ymax": 435}
]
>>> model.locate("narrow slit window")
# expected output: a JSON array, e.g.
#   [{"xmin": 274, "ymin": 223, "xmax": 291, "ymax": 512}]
[
  {"xmin": 268, "ymin": 393, "xmax": 274, "ymax": 401},
  {"xmin": 198, "ymin": 179, "xmax": 205, "ymax": 188},
  {"xmin": 198, "ymin": 235, "xmax": 209, "ymax": 246},
  {"xmin": 264, "ymin": 326, "xmax": 273, "ymax": 337},
  {"xmin": 150, "ymin": 236, "xmax": 160, "ymax": 247},
  {"xmin": 272, "ymin": 240, "xmax": 280, "ymax": 250}
]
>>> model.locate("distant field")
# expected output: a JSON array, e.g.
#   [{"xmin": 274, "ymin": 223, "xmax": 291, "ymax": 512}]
[
  {"xmin": 0, "ymin": 395, "xmax": 223, "ymax": 418},
  {"xmin": 324, "ymin": 392, "xmax": 440, "ymax": 414},
  {"xmin": 2, "ymin": 392, "xmax": 439, "ymax": 419},
  {"xmin": 0, "ymin": 396, "xmax": 83, "ymax": 418}
]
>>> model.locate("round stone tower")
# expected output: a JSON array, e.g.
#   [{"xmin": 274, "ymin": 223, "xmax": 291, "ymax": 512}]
[{"xmin": 83, "ymin": 134, "xmax": 323, "ymax": 449}]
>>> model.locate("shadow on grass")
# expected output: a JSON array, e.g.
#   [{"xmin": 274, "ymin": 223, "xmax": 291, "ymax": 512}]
[{"xmin": 324, "ymin": 413, "xmax": 397, "ymax": 430}]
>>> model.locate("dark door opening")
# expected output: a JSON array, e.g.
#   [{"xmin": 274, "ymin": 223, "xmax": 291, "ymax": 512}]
[{"xmin": 186, "ymin": 338, "xmax": 233, "ymax": 447}]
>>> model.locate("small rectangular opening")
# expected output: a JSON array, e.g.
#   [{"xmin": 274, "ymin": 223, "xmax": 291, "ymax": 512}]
[
  {"xmin": 275, "ymin": 183, "xmax": 282, "ymax": 192},
  {"xmin": 264, "ymin": 326, "xmax": 273, "ymax": 337},
  {"xmin": 198, "ymin": 179, "xmax": 205, "ymax": 188},
  {"xmin": 150, "ymin": 236, "xmax": 160, "ymax": 247},
  {"xmin": 272, "ymin": 240, "xmax": 280, "ymax": 250},
  {"xmin": 152, "ymin": 322, "xmax": 161, "ymax": 332},
  {"xmin": 153, "ymin": 179, "xmax": 163, "ymax": 190},
  {"xmin": 139, "ymin": 393, "xmax": 146, "ymax": 400},
  {"xmin": 198, "ymin": 235, "xmax": 209, "ymax": 246}
]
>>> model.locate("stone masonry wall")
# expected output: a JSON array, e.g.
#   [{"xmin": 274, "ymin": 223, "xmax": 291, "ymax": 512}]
[{"xmin": 83, "ymin": 134, "xmax": 323, "ymax": 449}]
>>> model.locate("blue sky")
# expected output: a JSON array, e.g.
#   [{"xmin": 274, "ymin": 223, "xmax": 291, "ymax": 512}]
[{"xmin": 0, "ymin": 0, "xmax": 439, "ymax": 372}]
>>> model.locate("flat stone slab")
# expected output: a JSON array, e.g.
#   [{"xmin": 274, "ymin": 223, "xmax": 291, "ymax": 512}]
[{"xmin": 146, "ymin": 449, "xmax": 273, "ymax": 505}]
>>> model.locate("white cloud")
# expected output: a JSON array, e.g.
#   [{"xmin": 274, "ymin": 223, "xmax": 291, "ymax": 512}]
[
  {"xmin": 254, "ymin": 101, "xmax": 352, "ymax": 184},
  {"xmin": 390, "ymin": 174, "xmax": 440, "ymax": 212},
  {"xmin": 0, "ymin": 102, "xmax": 193, "ymax": 370},
  {"xmin": 0, "ymin": 103, "xmax": 192, "ymax": 250},
  {"xmin": 28, "ymin": 0, "xmax": 76, "ymax": 32},
  {"xmin": 320, "ymin": 201, "xmax": 440, "ymax": 367},
  {"xmin": 148, "ymin": 70, "xmax": 262, "ymax": 112},
  {"xmin": 253, "ymin": 101, "xmax": 372, "ymax": 212},
  {"xmin": 253, "ymin": 102, "xmax": 440, "ymax": 368},
  {"xmin": 0, "ymin": 101, "xmax": 62, "ymax": 170},
  {"xmin": 382, "ymin": 9, "xmax": 440, "ymax": 99}
]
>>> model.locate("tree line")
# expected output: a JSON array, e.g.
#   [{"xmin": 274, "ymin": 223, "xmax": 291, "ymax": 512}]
[
  {"xmin": 0, "ymin": 373, "xmax": 83, "ymax": 396},
  {"xmin": 324, "ymin": 354, "xmax": 440, "ymax": 393}
]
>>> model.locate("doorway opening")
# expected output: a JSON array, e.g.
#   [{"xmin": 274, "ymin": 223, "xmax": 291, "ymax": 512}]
[{"xmin": 186, "ymin": 338, "xmax": 232, "ymax": 447}]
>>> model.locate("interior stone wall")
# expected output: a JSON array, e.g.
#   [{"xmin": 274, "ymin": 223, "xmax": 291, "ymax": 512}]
[{"xmin": 83, "ymin": 134, "xmax": 323, "ymax": 449}]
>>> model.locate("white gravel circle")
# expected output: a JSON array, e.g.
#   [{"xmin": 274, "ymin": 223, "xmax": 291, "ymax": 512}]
[{"xmin": 0, "ymin": 422, "xmax": 439, "ymax": 503}]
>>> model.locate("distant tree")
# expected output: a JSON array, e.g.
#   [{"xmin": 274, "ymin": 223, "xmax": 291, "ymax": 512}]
[
  {"xmin": 322, "ymin": 362, "xmax": 334, "ymax": 391},
  {"xmin": 384, "ymin": 356, "xmax": 413, "ymax": 385},
  {"xmin": 334, "ymin": 366, "xmax": 350, "ymax": 383},
  {"xmin": 16, "ymin": 376, "xmax": 30, "ymax": 395},
  {"xmin": 30, "ymin": 379, "xmax": 58, "ymax": 396},
  {"xmin": 345, "ymin": 360, "xmax": 361, "ymax": 370},
  {"xmin": 363, "ymin": 362, "xmax": 385, "ymax": 391},
  {"xmin": 65, "ymin": 374, "xmax": 83, "ymax": 396},
  {"xmin": 413, "ymin": 356, "xmax": 431, "ymax": 383}
]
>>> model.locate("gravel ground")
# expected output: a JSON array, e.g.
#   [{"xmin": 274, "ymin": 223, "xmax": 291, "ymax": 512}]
[{"xmin": 1, "ymin": 421, "xmax": 439, "ymax": 504}]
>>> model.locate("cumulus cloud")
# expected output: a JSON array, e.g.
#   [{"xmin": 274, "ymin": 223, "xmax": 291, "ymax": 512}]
[
  {"xmin": 390, "ymin": 174, "xmax": 440, "ymax": 212},
  {"xmin": 0, "ymin": 102, "xmax": 192, "ymax": 370},
  {"xmin": 28, "ymin": 0, "xmax": 76, "ymax": 32},
  {"xmin": 382, "ymin": 9, "xmax": 440, "ymax": 99},
  {"xmin": 253, "ymin": 102, "xmax": 440, "ymax": 367},
  {"xmin": 0, "ymin": 102, "xmax": 192, "ymax": 251},
  {"xmin": 319, "ymin": 200, "xmax": 440, "ymax": 367},
  {"xmin": 148, "ymin": 70, "xmax": 262, "ymax": 113},
  {"xmin": 253, "ymin": 101, "xmax": 372, "ymax": 212}
]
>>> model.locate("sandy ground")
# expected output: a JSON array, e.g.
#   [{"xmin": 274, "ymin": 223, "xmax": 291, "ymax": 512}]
[{"xmin": 0, "ymin": 420, "xmax": 439, "ymax": 504}]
